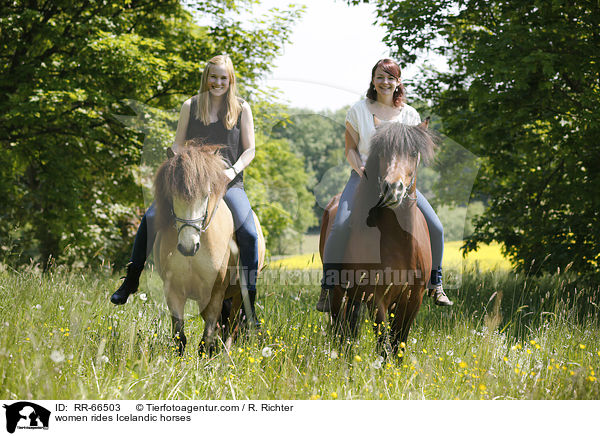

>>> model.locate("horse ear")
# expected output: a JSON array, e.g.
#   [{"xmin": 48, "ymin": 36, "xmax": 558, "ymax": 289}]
[
  {"xmin": 166, "ymin": 147, "xmax": 175, "ymax": 159},
  {"xmin": 417, "ymin": 117, "xmax": 430, "ymax": 130}
]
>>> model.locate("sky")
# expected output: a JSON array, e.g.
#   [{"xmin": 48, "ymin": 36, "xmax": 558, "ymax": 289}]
[{"xmin": 246, "ymin": 0, "xmax": 445, "ymax": 112}]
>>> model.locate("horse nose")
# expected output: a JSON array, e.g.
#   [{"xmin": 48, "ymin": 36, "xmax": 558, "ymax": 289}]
[
  {"xmin": 391, "ymin": 181, "xmax": 404, "ymax": 199},
  {"xmin": 181, "ymin": 242, "xmax": 201, "ymax": 256},
  {"xmin": 177, "ymin": 242, "xmax": 198, "ymax": 257}
]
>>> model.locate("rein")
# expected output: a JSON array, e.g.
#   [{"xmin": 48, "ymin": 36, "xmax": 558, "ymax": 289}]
[{"xmin": 172, "ymin": 189, "xmax": 221, "ymax": 236}]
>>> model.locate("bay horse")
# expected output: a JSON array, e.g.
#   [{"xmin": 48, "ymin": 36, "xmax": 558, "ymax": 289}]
[
  {"xmin": 319, "ymin": 119, "xmax": 436, "ymax": 356},
  {"xmin": 153, "ymin": 144, "xmax": 265, "ymax": 356}
]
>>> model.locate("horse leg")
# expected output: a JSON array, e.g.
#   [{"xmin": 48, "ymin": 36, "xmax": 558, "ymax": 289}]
[
  {"xmin": 347, "ymin": 298, "xmax": 362, "ymax": 338},
  {"xmin": 165, "ymin": 288, "xmax": 187, "ymax": 355},
  {"xmin": 328, "ymin": 286, "xmax": 345, "ymax": 337},
  {"xmin": 199, "ymin": 289, "xmax": 226, "ymax": 358},
  {"xmin": 372, "ymin": 300, "xmax": 392, "ymax": 358},
  {"xmin": 221, "ymin": 287, "xmax": 243, "ymax": 351},
  {"xmin": 390, "ymin": 305, "xmax": 418, "ymax": 358},
  {"xmin": 220, "ymin": 297, "xmax": 232, "ymax": 341}
]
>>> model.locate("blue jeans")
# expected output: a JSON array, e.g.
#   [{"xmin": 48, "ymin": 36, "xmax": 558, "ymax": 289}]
[
  {"xmin": 322, "ymin": 171, "xmax": 444, "ymax": 288},
  {"xmin": 223, "ymin": 187, "xmax": 259, "ymax": 292},
  {"xmin": 129, "ymin": 188, "xmax": 259, "ymax": 291}
]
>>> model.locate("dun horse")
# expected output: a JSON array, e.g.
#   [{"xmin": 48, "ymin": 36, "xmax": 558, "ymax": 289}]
[
  {"xmin": 320, "ymin": 120, "xmax": 436, "ymax": 356},
  {"xmin": 153, "ymin": 145, "xmax": 265, "ymax": 356}
]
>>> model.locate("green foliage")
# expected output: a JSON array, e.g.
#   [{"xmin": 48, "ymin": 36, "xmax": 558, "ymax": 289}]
[
  {"xmin": 270, "ymin": 107, "xmax": 350, "ymax": 223},
  {"xmin": 245, "ymin": 134, "xmax": 317, "ymax": 254},
  {"xmin": 356, "ymin": 0, "xmax": 600, "ymax": 277},
  {"xmin": 0, "ymin": 0, "xmax": 303, "ymax": 268}
]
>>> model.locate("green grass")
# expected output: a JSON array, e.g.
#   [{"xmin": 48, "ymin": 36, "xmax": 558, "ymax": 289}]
[{"xmin": 0, "ymin": 263, "xmax": 599, "ymax": 400}]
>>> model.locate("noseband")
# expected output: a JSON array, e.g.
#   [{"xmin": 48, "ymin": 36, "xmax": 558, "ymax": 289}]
[{"xmin": 172, "ymin": 189, "xmax": 220, "ymax": 236}]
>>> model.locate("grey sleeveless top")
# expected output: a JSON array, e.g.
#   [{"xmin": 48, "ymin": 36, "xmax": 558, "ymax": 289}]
[{"xmin": 185, "ymin": 95, "xmax": 244, "ymax": 189}]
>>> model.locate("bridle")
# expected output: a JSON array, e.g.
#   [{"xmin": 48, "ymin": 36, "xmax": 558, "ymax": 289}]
[
  {"xmin": 373, "ymin": 151, "xmax": 420, "ymax": 209},
  {"xmin": 172, "ymin": 188, "xmax": 220, "ymax": 236}
]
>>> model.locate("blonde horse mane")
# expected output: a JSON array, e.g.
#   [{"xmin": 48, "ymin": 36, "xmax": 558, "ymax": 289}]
[{"xmin": 154, "ymin": 140, "xmax": 228, "ymax": 230}]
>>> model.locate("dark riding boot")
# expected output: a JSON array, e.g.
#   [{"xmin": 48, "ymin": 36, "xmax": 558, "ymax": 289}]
[
  {"xmin": 241, "ymin": 289, "xmax": 261, "ymax": 330},
  {"xmin": 316, "ymin": 288, "xmax": 332, "ymax": 312},
  {"xmin": 110, "ymin": 263, "xmax": 144, "ymax": 305},
  {"xmin": 317, "ymin": 262, "xmax": 341, "ymax": 312}
]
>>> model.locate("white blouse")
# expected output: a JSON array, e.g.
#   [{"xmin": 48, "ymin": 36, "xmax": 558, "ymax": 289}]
[{"xmin": 345, "ymin": 99, "xmax": 421, "ymax": 163}]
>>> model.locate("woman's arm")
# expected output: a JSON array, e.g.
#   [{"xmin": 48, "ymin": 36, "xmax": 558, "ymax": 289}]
[
  {"xmin": 345, "ymin": 122, "xmax": 365, "ymax": 177},
  {"xmin": 225, "ymin": 101, "xmax": 255, "ymax": 181},
  {"xmin": 171, "ymin": 98, "xmax": 191, "ymax": 154}
]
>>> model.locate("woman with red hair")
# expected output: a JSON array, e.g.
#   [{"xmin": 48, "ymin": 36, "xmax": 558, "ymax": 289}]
[{"xmin": 317, "ymin": 58, "xmax": 453, "ymax": 312}]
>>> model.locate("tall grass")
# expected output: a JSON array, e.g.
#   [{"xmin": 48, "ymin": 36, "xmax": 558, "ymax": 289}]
[{"xmin": 0, "ymin": 263, "xmax": 598, "ymax": 400}]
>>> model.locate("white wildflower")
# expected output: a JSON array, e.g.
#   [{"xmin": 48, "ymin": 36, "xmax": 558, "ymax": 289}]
[
  {"xmin": 50, "ymin": 350, "xmax": 65, "ymax": 363},
  {"xmin": 261, "ymin": 346, "xmax": 273, "ymax": 358}
]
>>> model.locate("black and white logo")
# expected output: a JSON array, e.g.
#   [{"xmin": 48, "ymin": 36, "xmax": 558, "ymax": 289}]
[{"xmin": 3, "ymin": 402, "xmax": 50, "ymax": 433}]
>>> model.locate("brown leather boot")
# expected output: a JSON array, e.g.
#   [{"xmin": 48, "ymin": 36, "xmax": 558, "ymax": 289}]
[{"xmin": 428, "ymin": 284, "xmax": 454, "ymax": 306}]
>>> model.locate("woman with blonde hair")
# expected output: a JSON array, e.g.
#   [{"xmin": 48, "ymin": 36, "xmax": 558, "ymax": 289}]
[{"xmin": 111, "ymin": 55, "xmax": 261, "ymax": 327}]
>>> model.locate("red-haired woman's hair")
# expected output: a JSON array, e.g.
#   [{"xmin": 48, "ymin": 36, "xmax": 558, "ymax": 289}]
[{"xmin": 366, "ymin": 59, "xmax": 405, "ymax": 107}]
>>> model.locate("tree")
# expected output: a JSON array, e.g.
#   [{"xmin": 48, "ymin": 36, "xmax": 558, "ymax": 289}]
[
  {"xmin": 245, "ymin": 133, "xmax": 317, "ymax": 254},
  {"xmin": 0, "ymin": 0, "xmax": 302, "ymax": 268},
  {"xmin": 270, "ymin": 107, "xmax": 349, "ymax": 226},
  {"xmin": 352, "ymin": 0, "xmax": 600, "ymax": 276}
]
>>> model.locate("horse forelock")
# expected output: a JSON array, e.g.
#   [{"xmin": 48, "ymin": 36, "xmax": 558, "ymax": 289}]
[
  {"xmin": 154, "ymin": 146, "xmax": 227, "ymax": 230},
  {"xmin": 367, "ymin": 123, "xmax": 437, "ymax": 176}
]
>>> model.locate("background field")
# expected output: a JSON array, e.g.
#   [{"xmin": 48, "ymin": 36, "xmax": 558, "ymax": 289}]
[
  {"xmin": 272, "ymin": 237, "xmax": 511, "ymax": 272},
  {"xmin": 1, "ymin": 246, "xmax": 598, "ymax": 400}
]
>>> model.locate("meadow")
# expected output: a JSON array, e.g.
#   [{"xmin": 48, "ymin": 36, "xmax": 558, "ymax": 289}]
[{"xmin": 1, "ymin": 247, "xmax": 599, "ymax": 400}]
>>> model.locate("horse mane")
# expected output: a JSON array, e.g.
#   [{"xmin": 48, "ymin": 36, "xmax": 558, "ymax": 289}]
[
  {"xmin": 364, "ymin": 122, "xmax": 438, "ymax": 179},
  {"xmin": 154, "ymin": 140, "xmax": 228, "ymax": 230}
]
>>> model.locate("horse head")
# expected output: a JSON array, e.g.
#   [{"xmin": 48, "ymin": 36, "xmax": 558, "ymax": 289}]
[
  {"xmin": 154, "ymin": 143, "xmax": 228, "ymax": 257},
  {"xmin": 365, "ymin": 118, "xmax": 436, "ymax": 211}
]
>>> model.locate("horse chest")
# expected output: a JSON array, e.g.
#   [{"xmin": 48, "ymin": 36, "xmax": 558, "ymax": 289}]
[{"xmin": 163, "ymin": 250, "xmax": 222, "ymax": 298}]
